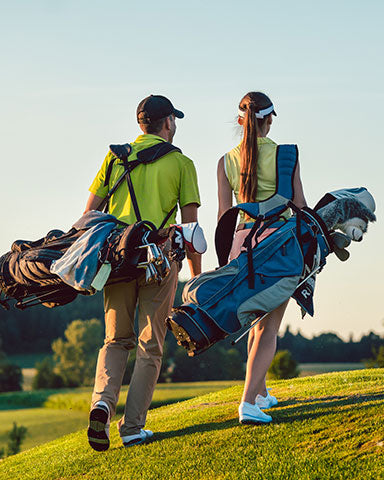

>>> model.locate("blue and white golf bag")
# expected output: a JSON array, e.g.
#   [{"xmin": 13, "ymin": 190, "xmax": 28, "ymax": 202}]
[{"xmin": 166, "ymin": 145, "xmax": 374, "ymax": 356}]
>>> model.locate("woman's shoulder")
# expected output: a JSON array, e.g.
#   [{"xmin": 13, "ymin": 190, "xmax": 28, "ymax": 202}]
[
  {"xmin": 224, "ymin": 142, "xmax": 241, "ymax": 158},
  {"xmin": 258, "ymin": 137, "xmax": 277, "ymax": 146}
]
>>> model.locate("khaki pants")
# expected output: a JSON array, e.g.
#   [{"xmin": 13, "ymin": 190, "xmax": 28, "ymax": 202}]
[{"xmin": 91, "ymin": 263, "xmax": 178, "ymax": 436}]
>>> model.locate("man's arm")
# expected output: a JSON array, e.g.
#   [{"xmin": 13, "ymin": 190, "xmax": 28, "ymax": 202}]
[
  {"xmin": 83, "ymin": 193, "xmax": 104, "ymax": 214},
  {"xmin": 181, "ymin": 203, "xmax": 201, "ymax": 278}
]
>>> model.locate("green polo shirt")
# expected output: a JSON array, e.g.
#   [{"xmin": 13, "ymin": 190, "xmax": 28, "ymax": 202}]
[{"xmin": 89, "ymin": 134, "xmax": 200, "ymax": 227}]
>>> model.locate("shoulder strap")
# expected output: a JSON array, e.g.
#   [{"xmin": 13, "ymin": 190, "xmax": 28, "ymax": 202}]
[
  {"xmin": 136, "ymin": 142, "xmax": 181, "ymax": 164},
  {"xmin": 97, "ymin": 141, "xmax": 182, "ymax": 217},
  {"xmin": 122, "ymin": 155, "xmax": 142, "ymax": 221},
  {"xmin": 103, "ymin": 142, "xmax": 181, "ymax": 188},
  {"xmin": 104, "ymin": 143, "xmax": 132, "ymax": 187},
  {"xmin": 215, "ymin": 144, "xmax": 298, "ymax": 266},
  {"xmin": 158, "ymin": 204, "xmax": 177, "ymax": 229}
]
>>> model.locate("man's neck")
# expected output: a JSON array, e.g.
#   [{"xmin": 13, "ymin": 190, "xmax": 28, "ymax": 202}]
[{"xmin": 156, "ymin": 131, "xmax": 170, "ymax": 142}]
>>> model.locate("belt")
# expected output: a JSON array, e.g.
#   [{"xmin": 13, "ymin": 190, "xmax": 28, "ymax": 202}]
[
  {"xmin": 236, "ymin": 222, "xmax": 255, "ymax": 232},
  {"xmin": 236, "ymin": 219, "xmax": 286, "ymax": 232}
]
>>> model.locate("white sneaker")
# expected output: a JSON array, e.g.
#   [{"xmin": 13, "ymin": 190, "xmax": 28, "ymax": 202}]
[
  {"xmin": 121, "ymin": 429, "xmax": 154, "ymax": 447},
  {"xmin": 88, "ymin": 400, "xmax": 110, "ymax": 452},
  {"xmin": 238, "ymin": 401, "xmax": 272, "ymax": 424},
  {"xmin": 256, "ymin": 389, "xmax": 278, "ymax": 409}
]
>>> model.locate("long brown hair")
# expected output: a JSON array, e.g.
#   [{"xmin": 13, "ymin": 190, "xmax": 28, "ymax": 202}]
[{"xmin": 239, "ymin": 92, "xmax": 274, "ymax": 202}]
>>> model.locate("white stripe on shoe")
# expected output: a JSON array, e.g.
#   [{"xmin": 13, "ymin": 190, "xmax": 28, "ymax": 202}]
[{"xmin": 121, "ymin": 429, "xmax": 154, "ymax": 447}]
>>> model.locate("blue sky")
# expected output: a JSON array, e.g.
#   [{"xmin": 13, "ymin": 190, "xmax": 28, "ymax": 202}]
[{"xmin": 1, "ymin": 0, "xmax": 383, "ymax": 339}]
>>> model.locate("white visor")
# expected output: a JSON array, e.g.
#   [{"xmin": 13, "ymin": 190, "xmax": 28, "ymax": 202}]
[{"xmin": 238, "ymin": 104, "xmax": 275, "ymax": 119}]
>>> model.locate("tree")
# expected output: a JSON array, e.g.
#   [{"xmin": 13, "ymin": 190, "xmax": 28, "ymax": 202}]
[
  {"xmin": 32, "ymin": 357, "xmax": 64, "ymax": 390},
  {"xmin": 52, "ymin": 318, "xmax": 104, "ymax": 387},
  {"xmin": 0, "ymin": 363, "xmax": 22, "ymax": 392},
  {"xmin": 268, "ymin": 350, "xmax": 299, "ymax": 380},
  {"xmin": 364, "ymin": 345, "xmax": 384, "ymax": 368},
  {"xmin": 169, "ymin": 345, "xmax": 244, "ymax": 382},
  {"xmin": 0, "ymin": 337, "xmax": 22, "ymax": 392},
  {"xmin": 0, "ymin": 423, "xmax": 28, "ymax": 458},
  {"xmin": 5, "ymin": 423, "xmax": 28, "ymax": 456}
]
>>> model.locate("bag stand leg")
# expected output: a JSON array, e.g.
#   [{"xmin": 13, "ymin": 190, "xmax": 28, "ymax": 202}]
[{"xmin": 231, "ymin": 313, "xmax": 268, "ymax": 345}]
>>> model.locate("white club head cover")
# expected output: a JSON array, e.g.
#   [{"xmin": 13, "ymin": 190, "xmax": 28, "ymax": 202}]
[
  {"xmin": 174, "ymin": 222, "xmax": 207, "ymax": 254},
  {"xmin": 338, "ymin": 217, "xmax": 367, "ymax": 242},
  {"xmin": 355, "ymin": 189, "xmax": 376, "ymax": 213}
]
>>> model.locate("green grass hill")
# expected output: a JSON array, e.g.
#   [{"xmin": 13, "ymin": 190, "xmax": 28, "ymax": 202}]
[{"xmin": 0, "ymin": 369, "xmax": 383, "ymax": 480}]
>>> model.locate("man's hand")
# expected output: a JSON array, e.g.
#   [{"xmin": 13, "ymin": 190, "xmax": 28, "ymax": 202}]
[{"xmin": 181, "ymin": 203, "xmax": 201, "ymax": 277}]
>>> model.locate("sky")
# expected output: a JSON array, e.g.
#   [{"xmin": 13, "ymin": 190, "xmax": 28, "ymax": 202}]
[{"xmin": 1, "ymin": 0, "xmax": 383, "ymax": 340}]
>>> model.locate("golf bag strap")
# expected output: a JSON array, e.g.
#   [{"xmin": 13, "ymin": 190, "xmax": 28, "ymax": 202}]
[
  {"xmin": 97, "ymin": 144, "xmax": 133, "ymax": 212},
  {"xmin": 244, "ymin": 220, "xmax": 261, "ymax": 289},
  {"xmin": 98, "ymin": 141, "xmax": 182, "ymax": 214},
  {"xmin": 243, "ymin": 214, "xmax": 287, "ymax": 289},
  {"xmin": 159, "ymin": 204, "xmax": 177, "ymax": 229},
  {"xmin": 215, "ymin": 145, "xmax": 298, "ymax": 267},
  {"xmin": 122, "ymin": 156, "xmax": 142, "ymax": 221},
  {"xmin": 104, "ymin": 142, "xmax": 181, "ymax": 187}
]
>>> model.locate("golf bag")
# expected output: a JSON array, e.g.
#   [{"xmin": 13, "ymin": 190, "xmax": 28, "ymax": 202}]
[
  {"xmin": 0, "ymin": 211, "xmax": 187, "ymax": 310},
  {"xmin": 167, "ymin": 179, "xmax": 375, "ymax": 356},
  {"xmin": 0, "ymin": 141, "xmax": 207, "ymax": 311}
]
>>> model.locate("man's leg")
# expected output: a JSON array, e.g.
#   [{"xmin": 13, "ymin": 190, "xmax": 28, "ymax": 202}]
[
  {"xmin": 118, "ymin": 263, "xmax": 178, "ymax": 437},
  {"xmin": 91, "ymin": 279, "xmax": 138, "ymax": 417}
]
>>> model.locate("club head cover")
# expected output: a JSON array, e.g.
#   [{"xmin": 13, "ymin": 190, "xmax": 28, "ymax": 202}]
[
  {"xmin": 338, "ymin": 217, "xmax": 368, "ymax": 242},
  {"xmin": 330, "ymin": 232, "xmax": 351, "ymax": 249},
  {"xmin": 333, "ymin": 246, "xmax": 350, "ymax": 262},
  {"xmin": 173, "ymin": 222, "xmax": 207, "ymax": 254},
  {"xmin": 329, "ymin": 232, "xmax": 351, "ymax": 261}
]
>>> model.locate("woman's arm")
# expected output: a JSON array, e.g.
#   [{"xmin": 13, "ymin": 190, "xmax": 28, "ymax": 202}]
[
  {"xmin": 217, "ymin": 156, "xmax": 233, "ymax": 220},
  {"xmin": 292, "ymin": 161, "xmax": 307, "ymax": 209}
]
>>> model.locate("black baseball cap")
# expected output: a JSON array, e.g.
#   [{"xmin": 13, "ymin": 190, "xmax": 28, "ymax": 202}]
[{"xmin": 136, "ymin": 95, "xmax": 184, "ymax": 124}]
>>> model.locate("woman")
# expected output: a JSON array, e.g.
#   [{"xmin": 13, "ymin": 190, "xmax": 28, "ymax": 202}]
[{"xmin": 217, "ymin": 91, "xmax": 307, "ymax": 424}]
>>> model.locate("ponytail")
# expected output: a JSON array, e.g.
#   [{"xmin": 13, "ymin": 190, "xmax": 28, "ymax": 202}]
[
  {"xmin": 239, "ymin": 103, "xmax": 259, "ymax": 202},
  {"xmin": 238, "ymin": 91, "xmax": 275, "ymax": 202}
]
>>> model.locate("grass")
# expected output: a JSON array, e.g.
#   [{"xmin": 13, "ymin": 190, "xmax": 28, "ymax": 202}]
[
  {"xmin": 43, "ymin": 381, "xmax": 243, "ymax": 413},
  {"xmin": 0, "ymin": 381, "xmax": 242, "ymax": 413},
  {"xmin": 0, "ymin": 381, "xmax": 241, "ymax": 453},
  {"xmin": 0, "ymin": 369, "xmax": 383, "ymax": 480},
  {"xmin": 298, "ymin": 362, "xmax": 365, "ymax": 376},
  {"xmin": 0, "ymin": 408, "xmax": 87, "ymax": 453}
]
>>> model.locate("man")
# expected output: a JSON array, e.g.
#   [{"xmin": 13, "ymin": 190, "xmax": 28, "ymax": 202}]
[{"xmin": 84, "ymin": 95, "xmax": 201, "ymax": 450}]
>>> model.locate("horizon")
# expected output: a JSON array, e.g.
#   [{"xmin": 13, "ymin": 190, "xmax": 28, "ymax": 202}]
[{"xmin": 1, "ymin": 0, "xmax": 383, "ymax": 341}]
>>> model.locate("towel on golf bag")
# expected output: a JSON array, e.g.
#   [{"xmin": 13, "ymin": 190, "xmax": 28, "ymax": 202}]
[{"xmin": 167, "ymin": 187, "xmax": 375, "ymax": 356}]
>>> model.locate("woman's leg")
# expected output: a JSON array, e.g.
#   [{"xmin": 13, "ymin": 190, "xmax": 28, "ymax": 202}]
[{"xmin": 241, "ymin": 300, "xmax": 289, "ymax": 404}]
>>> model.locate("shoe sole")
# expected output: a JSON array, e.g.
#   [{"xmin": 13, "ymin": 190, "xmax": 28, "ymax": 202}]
[
  {"xmin": 88, "ymin": 408, "xmax": 110, "ymax": 452},
  {"xmin": 240, "ymin": 419, "xmax": 271, "ymax": 425},
  {"xmin": 258, "ymin": 403, "xmax": 278, "ymax": 410},
  {"xmin": 123, "ymin": 438, "xmax": 146, "ymax": 448}
]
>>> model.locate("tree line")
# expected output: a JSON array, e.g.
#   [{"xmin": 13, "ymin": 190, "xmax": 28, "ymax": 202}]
[{"xmin": 0, "ymin": 281, "xmax": 383, "ymax": 364}]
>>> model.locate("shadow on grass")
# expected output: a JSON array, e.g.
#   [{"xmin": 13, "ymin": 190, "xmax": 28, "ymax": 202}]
[
  {"xmin": 154, "ymin": 418, "xmax": 238, "ymax": 442},
  {"xmin": 271, "ymin": 392, "xmax": 384, "ymax": 424},
  {"xmin": 115, "ymin": 398, "xmax": 194, "ymax": 415},
  {"xmin": 109, "ymin": 392, "xmax": 384, "ymax": 447},
  {"xmin": 108, "ymin": 418, "xmax": 238, "ymax": 450}
]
